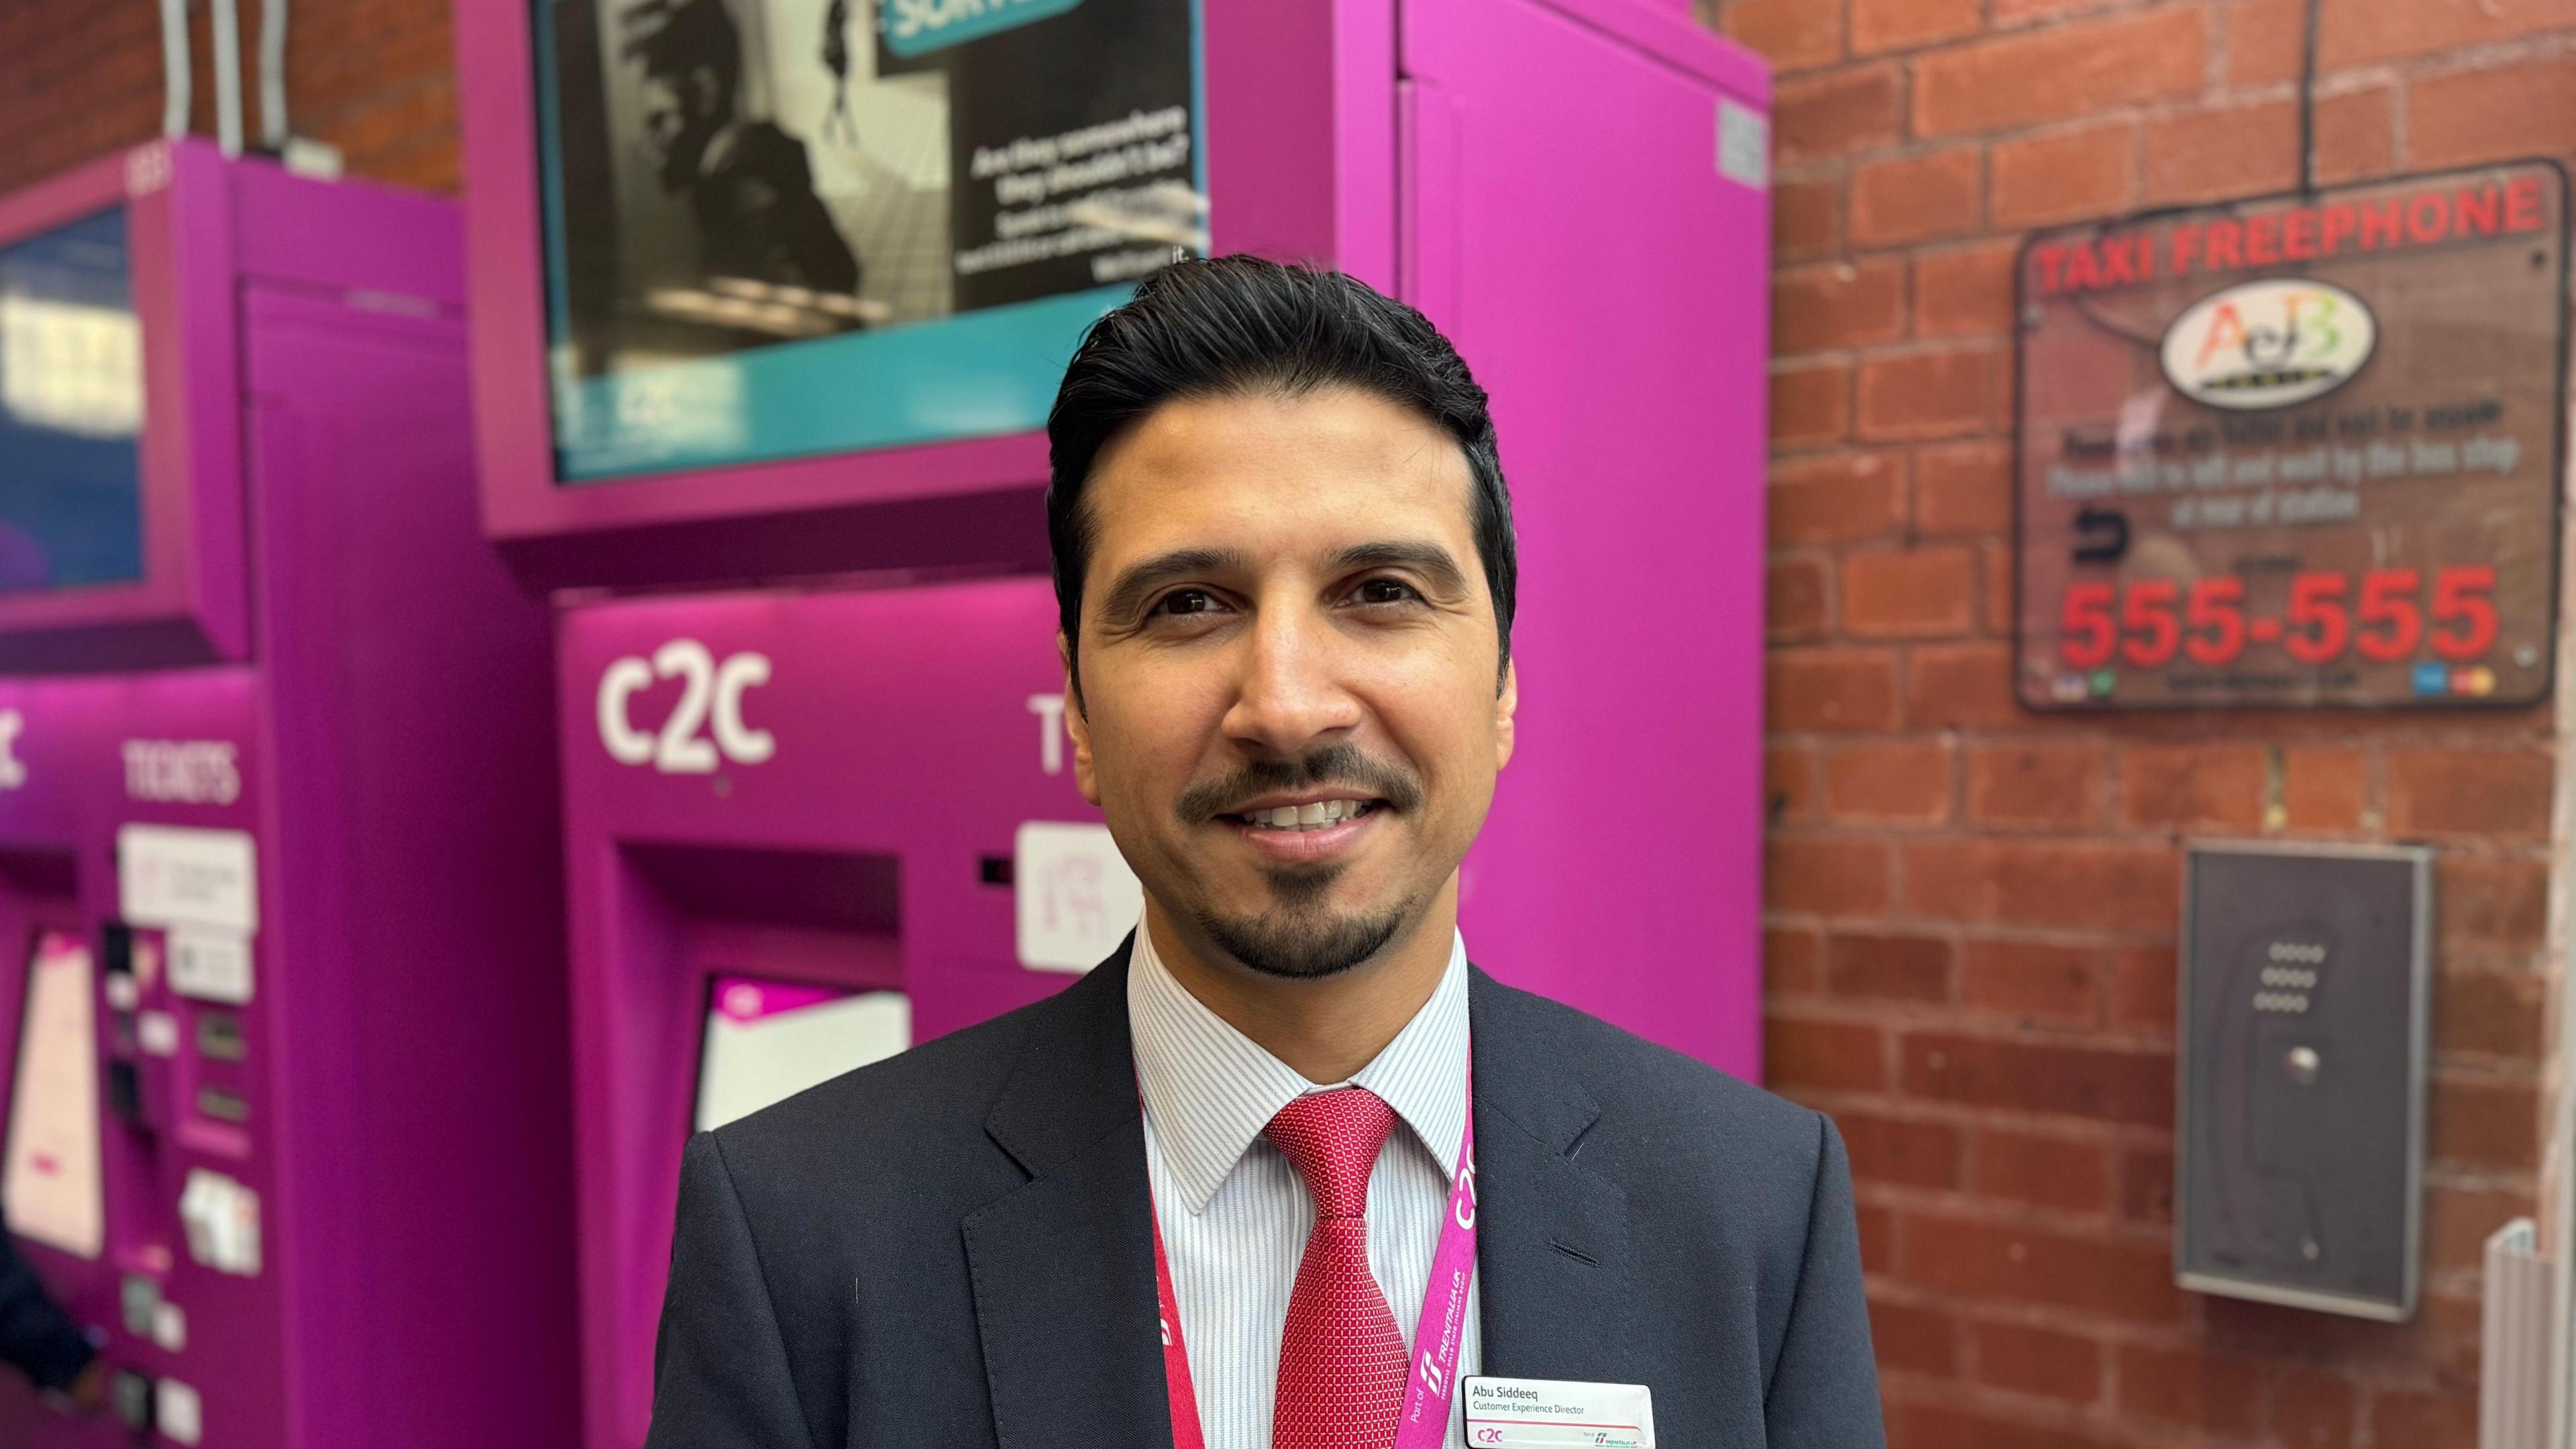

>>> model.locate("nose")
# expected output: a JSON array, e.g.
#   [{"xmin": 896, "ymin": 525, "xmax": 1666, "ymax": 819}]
[{"xmin": 1219, "ymin": 596, "xmax": 1362, "ymax": 756}]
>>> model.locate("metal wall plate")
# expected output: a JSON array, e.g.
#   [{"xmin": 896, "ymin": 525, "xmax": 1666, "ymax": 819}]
[{"xmin": 2176, "ymin": 840, "xmax": 2431, "ymax": 1320}]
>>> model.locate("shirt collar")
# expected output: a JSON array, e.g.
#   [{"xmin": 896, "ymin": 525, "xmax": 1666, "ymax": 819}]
[{"xmin": 1128, "ymin": 915, "xmax": 1472, "ymax": 1216}]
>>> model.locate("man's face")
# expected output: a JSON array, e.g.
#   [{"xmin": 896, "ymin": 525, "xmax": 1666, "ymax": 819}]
[
  {"xmin": 637, "ymin": 67, "xmax": 719, "ymax": 190},
  {"xmin": 1065, "ymin": 386, "xmax": 1517, "ymax": 981}
]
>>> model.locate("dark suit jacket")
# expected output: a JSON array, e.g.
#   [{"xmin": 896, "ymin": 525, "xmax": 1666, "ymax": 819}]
[{"xmin": 646, "ymin": 943, "xmax": 1884, "ymax": 1448}]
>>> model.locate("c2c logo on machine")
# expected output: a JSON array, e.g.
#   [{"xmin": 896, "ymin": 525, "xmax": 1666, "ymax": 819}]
[{"xmin": 596, "ymin": 641, "xmax": 775, "ymax": 774}]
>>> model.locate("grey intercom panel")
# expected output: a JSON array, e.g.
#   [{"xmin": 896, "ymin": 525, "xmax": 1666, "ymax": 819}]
[{"xmin": 2176, "ymin": 841, "xmax": 2430, "ymax": 1321}]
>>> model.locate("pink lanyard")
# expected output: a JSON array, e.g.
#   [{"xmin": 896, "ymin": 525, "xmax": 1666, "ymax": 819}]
[{"xmin": 1150, "ymin": 1079, "xmax": 1479, "ymax": 1449}]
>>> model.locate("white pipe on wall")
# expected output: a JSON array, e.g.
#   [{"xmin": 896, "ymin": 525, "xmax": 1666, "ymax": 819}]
[
  {"xmin": 158, "ymin": 0, "xmax": 191, "ymax": 139},
  {"xmin": 209, "ymin": 0, "xmax": 244, "ymax": 156},
  {"xmin": 258, "ymin": 0, "xmax": 287, "ymax": 149}
]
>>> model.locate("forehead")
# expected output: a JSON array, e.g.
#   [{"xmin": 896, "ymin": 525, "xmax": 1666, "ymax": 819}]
[{"xmin": 1081, "ymin": 388, "xmax": 1477, "ymax": 570}]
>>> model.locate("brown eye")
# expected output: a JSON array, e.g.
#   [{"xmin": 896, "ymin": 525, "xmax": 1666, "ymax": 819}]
[
  {"xmin": 1151, "ymin": 588, "xmax": 1222, "ymax": 618},
  {"xmin": 1353, "ymin": 578, "xmax": 1421, "ymax": 606}
]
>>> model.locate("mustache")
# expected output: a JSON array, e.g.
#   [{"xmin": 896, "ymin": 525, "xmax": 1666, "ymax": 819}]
[{"xmin": 1173, "ymin": 743, "xmax": 1428, "ymax": 824}]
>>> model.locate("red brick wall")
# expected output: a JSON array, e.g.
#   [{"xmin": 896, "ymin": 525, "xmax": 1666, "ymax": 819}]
[
  {"xmin": 1717, "ymin": 1, "xmax": 2576, "ymax": 1444},
  {"xmin": 0, "ymin": 0, "xmax": 460, "ymax": 195}
]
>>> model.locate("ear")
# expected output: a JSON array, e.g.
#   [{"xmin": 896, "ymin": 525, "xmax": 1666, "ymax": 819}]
[
  {"xmin": 1060, "ymin": 634, "xmax": 1102, "ymax": 806},
  {"xmin": 1493, "ymin": 655, "xmax": 1518, "ymax": 773}
]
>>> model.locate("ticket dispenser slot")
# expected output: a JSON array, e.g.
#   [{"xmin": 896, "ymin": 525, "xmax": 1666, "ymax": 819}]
[{"xmin": 2178, "ymin": 843, "xmax": 2430, "ymax": 1320}]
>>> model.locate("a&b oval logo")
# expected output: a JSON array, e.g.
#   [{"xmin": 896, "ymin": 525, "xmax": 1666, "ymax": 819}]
[{"xmin": 2160, "ymin": 278, "xmax": 2376, "ymax": 411}]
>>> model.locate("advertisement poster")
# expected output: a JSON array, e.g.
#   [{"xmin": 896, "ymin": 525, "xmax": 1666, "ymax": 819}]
[
  {"xmin": 3, "ymin": 930, "xmax": 103, "ymax": 1260},
  {"xmin": 535, "ymin": 0, "xmax": 1205, "ymax": 479},
  {"xmin": 2015, "ymin": 162, "xmax": 2566, "ymax": 710}
]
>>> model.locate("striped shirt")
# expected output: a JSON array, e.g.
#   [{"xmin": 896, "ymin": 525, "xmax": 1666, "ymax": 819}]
[{"xmin": 1129, "ymin": 918, "xmax": 1479, "ymax": 1448}]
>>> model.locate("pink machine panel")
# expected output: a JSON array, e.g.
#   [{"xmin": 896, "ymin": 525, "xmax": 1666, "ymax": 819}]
[
  {"xmin": 460, "ymin": 2, "xmax": 1772, "ymax": 1444},
  {"xmin": 0, "ymin": 144, "xmax": 578, "ymax": 1449}
]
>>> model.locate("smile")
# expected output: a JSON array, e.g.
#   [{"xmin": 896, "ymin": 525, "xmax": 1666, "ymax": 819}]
[{"xmin": 1223, "ymin": 798, "xmax": 1381, "ymax": 831}]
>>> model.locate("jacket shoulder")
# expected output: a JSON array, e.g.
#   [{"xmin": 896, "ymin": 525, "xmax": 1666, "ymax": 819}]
[{"xmin": 1472, "ymin": 969, "xmax": 1825, "ymax": 1163}]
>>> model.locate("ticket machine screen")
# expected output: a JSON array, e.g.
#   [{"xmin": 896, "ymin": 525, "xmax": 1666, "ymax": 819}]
[
  {"xmin": 693, "ymin": 975, "xmax": 909, "ymax": 1134},
  {"xmin": 0, "ymin": 207, "xmax": 145, "ymax": 594},
  {"xmin": 3, "ymin": 930, "xmax": 103, "ymax": 1258}
]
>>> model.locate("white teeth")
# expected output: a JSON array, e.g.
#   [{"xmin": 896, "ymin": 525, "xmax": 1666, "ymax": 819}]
[{"xmin": 1241, "ymin": 800, "xmax": 1373, "ymax": 830}]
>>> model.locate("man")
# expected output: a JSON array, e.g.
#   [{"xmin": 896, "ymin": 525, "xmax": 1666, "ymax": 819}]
[
  {"xmin": 646, "ymin": 258, "xmax": 1882, "ymax": 1447},
  {"xmin": 1, "ymin": 1229, "xmax": 101, "ymax": 1411},
  {"xmin": 621, "ymin": 0, "xmax": 863, "ymax": 299}
]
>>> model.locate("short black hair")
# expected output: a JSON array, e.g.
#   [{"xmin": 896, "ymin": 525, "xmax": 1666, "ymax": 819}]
[{"xmin": 1045, "ymin": 255, "xmax": 1516, "ymax": 702}]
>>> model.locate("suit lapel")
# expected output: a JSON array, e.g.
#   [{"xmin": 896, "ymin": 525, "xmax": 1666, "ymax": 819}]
[
  {"xmin": 1468, "ymin": 969, "xmax": 1640, "ymax": 1385},
  {"xmin": 963, "ymin": 942, "xmax": 1175, "ymax": 1449}
]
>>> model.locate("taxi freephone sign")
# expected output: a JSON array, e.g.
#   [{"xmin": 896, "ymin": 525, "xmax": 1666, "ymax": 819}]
[{"xmin": 2014, "ymin": 162, "xmax": 2567, "ymax": 710}]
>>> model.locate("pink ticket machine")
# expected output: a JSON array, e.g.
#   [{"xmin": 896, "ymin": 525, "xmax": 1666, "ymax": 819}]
[
  {"xmin": 0, "ymin": 144, "xmax": 578, "ymax": 1448},
  {"xmin": 458, "ymin": 0, "xmax": 1772, "ymax": 1444}
]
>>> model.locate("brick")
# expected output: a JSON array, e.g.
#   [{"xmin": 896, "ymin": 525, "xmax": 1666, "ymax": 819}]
[
  {"xmin": 1904, "ymin": 839, "xmax": 2180, "ymax": 932},
  {"xmin": 1850, "ymin": 0, "xmax": 1979, "ymax": 56},
  {"xmin": 2410, "ymin": 56, "xmax": 2576, "ymax": 172},
  {"xmin": 1771, "ymin": 361, "xmax": 1853, "ymax": 449},
  {"xmin": 1843, "ymin": 546, "xmax": 1977, "ymax": 637},
  {"xmin": 2110, "ymin": 945, "xmax": 2178, "ymax": 1032},
  {"xmin": 2227, "ymin": 0, "xmax": 2305, "ymax": 87},
  {"xmin": 1962, "ymin": 937, "xmax": 2100, "ymax": 1026},
  {"xmin": 2426, "ymin": 1185, "xmax": 2532, "ymax": 1274},
  {"xmin": 1915, "ymin": 439, "xmax": 2012, "ymax": 537},
  {"xmin": 1900, "ymin": 1212, "xmax": 2182, "ymax": 1322},
  {"xmin": 1857, "ymin": 1202, "xmax": 1894, "ymax": 1271},
  {"xmin": 1970, "ymin": 1128, "xmax": 2110, "ymax": 1213},
  {"xmin": 1839, "ymin": 1109, "xmax": 1963, "ymax": 1189},
  {"xmin": 1775, "ymin": 177, "xmax": 1841, "ymax": 262},
  {"xmin": 1774, "ymin": 63, "xmax": 1901, "ymax": 164},
  {"xmin": 2117, "ymin": 1344, "xmax": 2263, "ymax": 1434},
  {"xmin": 1719, "ymin": 0, "xmax": 1843, "ymax": 70},
  {"xmin": 1966, "ymin": 743, "xmax": 2104, "ymax": 829},
  {"xmin": 2430, "ymin": 1075, "xmax": 2536, "ymax": 1171},
  {"xmin": 1890, "ymin": 1401, "xmax": 2112, "ymax": 1449},
  {"xmin": 2439, "ymin": 857, "xmax": 2546, "ymax": 947},
  {"xmin": 1773, "ymin": 258, "xmax": 1907, "ymax": 356},
  {"xmin": 1767, "ymin": 746, "xmax": 1819, "ymax": 826},
  {"xmin": 1768, "ymin": 835, "xmax": 1896, "ymax": 916},
  {"xmin": 1972, "ymin": 1319, "xmax": 2101, "ymax": 1402},
  {"xmin": 2282, "ymin": 747, "xmax": 2368, "ymax": 832},
  {"xmin": 2325, "ymin": 0, "xmax": 2576, "ymax": 67},
  {"xmin": 1765, "ymin": 926, "xmax": 1823, "ymax": 996},
  {"xmin": 1829, "ymin": 930, "xmax": 1955, "ymax": 1003},
  {"xmin": 2276, "ymin": 1371, "xmax": 2358, "ymax": 1448},
  {"xmin": 2316, "ymin": 85, "xmax": 2398, "ymax": 187},
  {"xmin": 1770, "ymin": 451, "xmax": 1906, "ymax": 547},
  {"xmin": 2144, "ymin": 101, "xmax": 2298, "ymax": 207},
  {"xmin": 1978, "ymin": 539, "xmax": 2012, "ymax": 637},
  {"xmin": 1902, "ymin": 1032, "xmax": 2174, "ymax": 1126},
  {"xmin": 2369, "ymin": 1389, "xmax": 2479, "ymax": 1449},
  {"xmin": 1850, "ymin": 148, "xmax": 1984, "ymax": 248},
  {"xmin": 1914, "ymin": 245, "xmax": 2021, "ymax": 345},
  {"xmin": 2436, "ymin": 971, "xmax": 2546, "ymax": 1063},
  {"xmin": 1915, "ymin": 8, "xmax": 2208, "ymax": 138},
  {"xmin": 2119, "ymin": 1145, "xmax": 2174, "ymax": 1225},
  {"xmin": 1769, "ymin": 557, "xmax": 1831, "ymax": 641},
  {"xmin": 1857, "ymin": 349, "xmax": 1991, "ymax": 441},
  {"xmin": 2121, "ymin": 744, "xmax": 2268, "ymax": 830},
  {"xmin": 2386, "ymin": 749, "xmax": 2553, "ymax": 841},
  {"xmin": 1771, "ymin": 647, "xmax": 1902, "ymax": 733},
  {"xmin": 1823, "ymin": 741, "xmax": 1954, "ymax": 824},
  {"xmin": 1766, "ymin": 1016, "xmax": 1888, "ymax": 1093},
  {"xmin": 1868, "ymin": 1296, "xmax": 1959, "ymax": 1377},
  {"xmin": 1907, "ymin": 641, "xmax": 2023, "ymax": 729},
  {"xmin": 1991, "ymin": 124, "xmax": 2133, "ymax": 229}
]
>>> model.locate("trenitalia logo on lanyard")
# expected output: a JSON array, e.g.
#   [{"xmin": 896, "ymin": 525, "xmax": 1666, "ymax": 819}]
[{"xmin": 1151, "ymin": 1079, "xmax": 1479, "ymax": 1449}]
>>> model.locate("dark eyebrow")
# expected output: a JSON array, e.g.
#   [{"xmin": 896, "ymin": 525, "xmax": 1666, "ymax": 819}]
[
  {"xmin": 1326, "ymin": 541, "xmax": 1470, "ymax": 596},
  {"xmin": 1097, "ymin": 546, "xmax": 1250, "ymax": 626}
]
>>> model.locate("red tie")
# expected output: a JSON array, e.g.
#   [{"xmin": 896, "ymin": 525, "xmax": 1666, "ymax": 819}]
[{"xmin": 1265, "ymin": 1088, "xmax": 1408, "ymax": 1449}]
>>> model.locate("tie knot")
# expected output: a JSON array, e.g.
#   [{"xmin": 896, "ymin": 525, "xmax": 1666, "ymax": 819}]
[{"xmin": 1263, "ymin": 1088, "xmax": 1396, "ymax": 1219}]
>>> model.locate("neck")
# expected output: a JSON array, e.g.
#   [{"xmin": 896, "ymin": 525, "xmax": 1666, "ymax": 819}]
[{"xmin": 1144, "ymin": 883, "xmax": 1456, "ymax": 1085}]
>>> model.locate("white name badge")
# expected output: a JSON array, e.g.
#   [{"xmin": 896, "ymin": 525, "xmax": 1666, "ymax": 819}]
[{"xmin": 1461, "ymin": 1377, "xmax": 1656, "ymax": 1448}]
